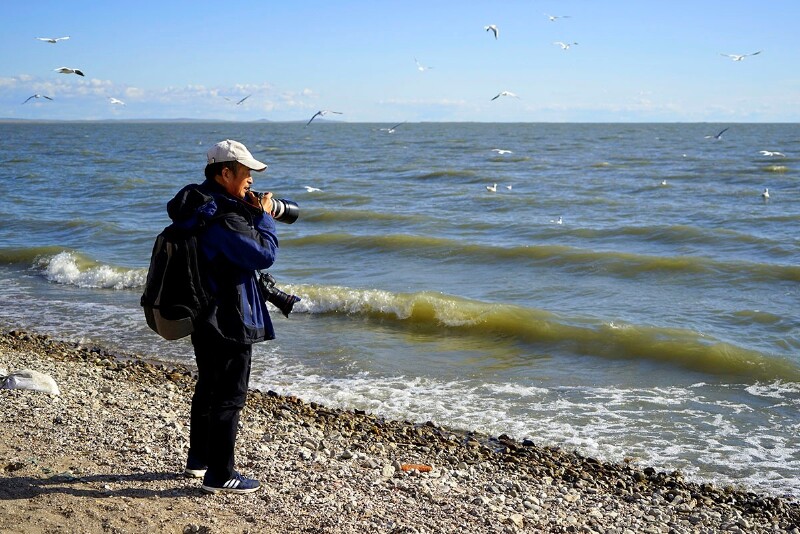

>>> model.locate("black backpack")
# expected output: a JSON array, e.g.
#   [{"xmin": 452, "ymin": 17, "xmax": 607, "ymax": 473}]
[{"xmin": 140, "ymin": 218, "xmax": 221, "ymax": 340}]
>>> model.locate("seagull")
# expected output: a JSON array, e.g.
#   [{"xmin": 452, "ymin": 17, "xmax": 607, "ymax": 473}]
[
  {"xmin": 721, "ymin": 51, "xmax": 762, "ymax": 61},
  {"xmin": 491, "ymin": 91, "xmax": 519, "ymax": 101},
  {"xmin": 22, "ymin": 94, "xmax": 53, "ymax": 104},
  {"xmin": 380, "ymin": 121, "xmax": 406, "ymax": 133},
  {"xmin": 551, "ymin": 216, "xmax": 563, "ymax": 225},
  {"xmin": 660, "ymin": 179, "xmax": 668, "ymax": 186},
  {"xmin": 54, "ymin": 67, "xmax": 84, "ymax": 76},
  {"xmin": 36, "ymin": 36, "xmax": 69, "ymax": 43},
  {"xmin": 554, "ymin": 41, "xmax": 578, "ymax": 50},
  {"xmin": 505, "ymin": 185, "xmax": 513, "ymax": 190},
  {"xmin": 414, "ymin": 58, "xmax": 433, "ymax": 72},
  {"xmin": 704, "ymin": 127, "xmax": 729, "ymax": 139},
  {"xmin": 762, "ymin": 188, "xmax": 770, "ymax": 200},
  {"xmin": 108, "ymin": 97, "xmax": 125, "ymax": 105},
  {"xmin": 486, "ymin": 183, "xmax": 498, "ymax": 192},
  {"xmin": 306, "ymin": 110, "xmax": 342, "ymax": 126},
  {"xmin": 303, "ymin": 186, "xmax": 322, "ymax": 192},
  {"xmin": 760, "ymin": 150, "xmax": 785, "ymax": 157},
  {"xmin": 492, "ymin": 149, "xmax": 513, "ymax": 154},
  {"xmin": 546, "ymin": 14, "xmax": 570, "ymax": 22},
  {"xmin": 485, "ymin": 25, "xmax": 499, "ymax": 39}
]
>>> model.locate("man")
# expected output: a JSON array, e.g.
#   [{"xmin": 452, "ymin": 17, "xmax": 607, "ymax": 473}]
[{"xmin": 166, "ymin": 139, "xmax": 279, "ymax": 494}]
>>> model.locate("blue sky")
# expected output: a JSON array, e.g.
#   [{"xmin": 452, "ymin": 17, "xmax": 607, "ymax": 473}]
[{"xmin": 4, "ymin": 1, "xmax": 798, "ymax": 122}]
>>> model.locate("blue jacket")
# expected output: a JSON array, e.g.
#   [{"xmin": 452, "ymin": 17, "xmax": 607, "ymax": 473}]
[{"xmin": 167, "ymin": 179, "xmax": 279, "ymax": 344}]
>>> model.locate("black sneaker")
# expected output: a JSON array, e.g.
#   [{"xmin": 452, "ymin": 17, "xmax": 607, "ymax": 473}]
[
  {"xmin": 201, "ymin": 471, "xmax": 261, "ymax": 494},
  {"xmin": 183, "ymin": 456, "xmax": 207, "ymax": 479}
]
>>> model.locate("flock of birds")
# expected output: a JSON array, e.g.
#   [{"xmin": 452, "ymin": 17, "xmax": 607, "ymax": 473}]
[{"xmin": 24, "ymin": 36, "xmax": 126, "ymax": 106}]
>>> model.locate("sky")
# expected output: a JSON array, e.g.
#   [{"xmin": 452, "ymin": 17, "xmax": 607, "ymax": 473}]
[{"xmin": 3, "ymin": 0, "xmax": 799, "ymax": 122}]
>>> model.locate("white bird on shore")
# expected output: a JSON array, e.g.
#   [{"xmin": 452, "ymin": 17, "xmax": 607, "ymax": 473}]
[
  {"xmin": 760, "ymin": 150, "xmax": 785, "ymax": 157},
  {"xmin": 762, "ymin": 188, "xmax": 770, "ymax": 200},
  {"xmin": 554, "ymin": 41, "xmax": 578, "ymax": 50},
  {"xmin": 22, "ymin": 94, "xmax": 53, "ymax": 104},
  {"xmin": 721, "ymin": 51, "xmax": 761, "ymax": 61},
  {"xmin": 704, "ymin": 127, "xmax": 729, "ymax": 139},
  {"xmin": 546, "ymin": 14, "xmax": 570, "ymax": 22},
  {"xmin": 54, "ymin": 67, "xmax": 84, "ymax": 76},
  {"xmin": 492, "ymin": 148, "xmax": 513, "ymax": 154},
  {"xmin": 304, "ymin": 186, "xmax": 322, "ymax": 192},
  {"xmin": 36, "ymin": 36, "xmax": 69, "ymax": 43},
  {"xmin": 486, "ymin": 183, "xmax": 498, "ymax": 192},
  {"xmin": 108, "ymin": 97, "xmax": 125, "ymax": 105},
  {"xmin": 306, "ymin": 110, "xmax": 342, "ymax": 126},
  {"xmin": 491, "ymin": 91, "xmax": 519, "ymax": 101},
  {"xmin": 414, "ymin": 58, "xmax": 433, "ymax": 72},
  {"xmin": 485, "ymin": 25, "xmax": 499, "ymax": 39}
]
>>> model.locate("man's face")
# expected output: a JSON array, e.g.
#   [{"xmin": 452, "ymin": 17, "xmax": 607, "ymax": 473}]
[{"xmin": 219, "ymin": 163, "xmax": 253, "ymax": 199}]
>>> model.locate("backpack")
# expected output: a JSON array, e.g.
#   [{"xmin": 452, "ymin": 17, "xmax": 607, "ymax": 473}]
[{"xmin": 140, "ymin": 218, "xmax": 220, "ymax": 340}]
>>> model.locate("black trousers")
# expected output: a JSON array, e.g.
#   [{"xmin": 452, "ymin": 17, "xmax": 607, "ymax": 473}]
[{"xmin": 188, "ymin": 328, "xmax": 252, "ymax": 481}]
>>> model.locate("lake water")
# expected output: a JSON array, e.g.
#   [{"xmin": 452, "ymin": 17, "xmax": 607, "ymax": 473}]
[{"xmin": 1, "ymin": 121, "xmax": 798, "ymax": 497}]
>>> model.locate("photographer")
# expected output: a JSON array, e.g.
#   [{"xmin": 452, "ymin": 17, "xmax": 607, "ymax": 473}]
[{"xmin": 165, "ymin": 139, "xmax": 279, "ymax": 494}]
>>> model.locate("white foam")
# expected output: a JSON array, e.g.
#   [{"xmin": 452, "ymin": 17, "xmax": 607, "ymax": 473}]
[{"xmin": 40, "ymin": 252, "xmax": 145, "ymax": 290}]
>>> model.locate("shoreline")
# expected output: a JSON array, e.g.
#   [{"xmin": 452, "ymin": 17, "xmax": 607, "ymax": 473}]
[{"xmin": 1, "ymin": 329, "xmax": 798, "ymax": 533}]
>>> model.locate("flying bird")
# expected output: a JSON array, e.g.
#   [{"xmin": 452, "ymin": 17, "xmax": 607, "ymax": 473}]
[
  {"xmin": 554, "ymin": 41, "xmax": 578, "ymax": 50},
  {"xmin": 224, "ymin": 94, "xmax": 251, "ymax": 105},
  {"xmin": 306, "ymin": 110, "xmax": 343, "ymax": 126},
  {"xmin": 108, "ymin": 97, "xmax": 125, "ymax": 105},
  {"xmin": 54, "ymin": 67, "xmax": 84, "ymax": 76},
  {"xmin": 704, "ymin": 127, "xmax": 729, "ymax": 139},
  {"xmin": 546, "ymin": 14, "xmax": 570, "ymax": 22},
  {"xmin": 414, "ymin": 58, "xmax": 433, "ymax": 72},
  {"xmin": 485, "ymin": 25, "xmax": 499, "ymax": 39},
  {"xmin": 22, "ymin": 94, "xmax": 53, "ymax": 104},
  {"xmin": 303, "ymin": 186, "xmax": 322, "ymax": 192},
  {"xmin": 491, "ymin": 91, "xmax": 519, "ymax": 101},
  {"xmin": 36, "ymin": 36, "xmax": 69, "ymax": 43},
  {"xmin": 492, "ymin": 149, "xmax": 513, "ymax": 154},
  {"xmin": 759, "ymin": 150, "xmax": 785, "ymax": 157},
  {"xmin": 721, "ymin": 51, "xmax": 762, "ymax": 61},
  {"xmin": 380, "ymin": 121, "xmax": 406, "ymax": 133}
]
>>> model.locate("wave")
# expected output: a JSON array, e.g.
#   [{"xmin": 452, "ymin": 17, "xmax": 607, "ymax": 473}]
[
  {"xmin": 8, "ymin": 250, "xmax": 147, "ymax": 290},
  {"xmin": 286, "ymin": 284, "xmax": 800, "ymax": 382},
  {"xmin": 285, "ymin": 233, "xmax": 800, "ymax": 282}
]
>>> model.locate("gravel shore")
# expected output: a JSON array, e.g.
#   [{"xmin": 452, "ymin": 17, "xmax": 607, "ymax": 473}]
[{"xmin": 1, "ymin": 329, "xmax": 798, "ymax": 533}]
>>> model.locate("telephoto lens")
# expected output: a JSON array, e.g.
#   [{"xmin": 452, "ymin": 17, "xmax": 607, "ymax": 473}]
[{"xmin": 269, "ymin": 198, "xmax": 300, "ymax": 224}]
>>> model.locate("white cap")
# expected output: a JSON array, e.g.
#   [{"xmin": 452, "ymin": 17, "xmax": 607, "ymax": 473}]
[{"xmin": 206, "ymin": 139, "xmax": 267, "ymax": 171}]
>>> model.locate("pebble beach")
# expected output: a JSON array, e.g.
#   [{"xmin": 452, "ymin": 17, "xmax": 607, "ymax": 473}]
[{"xmin": 1, "ymin": 329, "xmax": 798, "ymax": 534}]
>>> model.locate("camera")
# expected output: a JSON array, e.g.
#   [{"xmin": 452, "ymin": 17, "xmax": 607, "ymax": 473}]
[
  {"xmin": 254, "ymin": 191, "xmax": 299, "ymax": 224},
  {"xmin": 258, "ymin": 272, "xmax": 301, "ymax": 318}
]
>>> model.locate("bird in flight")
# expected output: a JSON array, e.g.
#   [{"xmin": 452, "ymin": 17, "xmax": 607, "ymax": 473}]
[
  {"xmin": 704, "ymin": 127, "xmax": 729, "ymax": 139},
  {"xmin": 554, "ymin": 41, "xmax": 578, "ymax": 50},
  {"xmin": 36, "ymin": 36, "xmax": 69, "ymax": 43},
  {"xmin": 306, "ymin": 110, "xmax": 342, "ymax": 126},
  {"xmin": 546, "ymin": 14, "xmax": 570, "ymax": 22},
  {"xmin": 304, "ymin": 186, "xmax": 322, "ymax": 193},
  {"xmin": 108, "ymin": 97, "xmax": 125, "ymax": 105},
  {"xmin": 380, "ymin": 121, "xmax": 406, "ymax": 133},
  {"xmin": 54, "ymin": 67, "xmax": 84, "ymax": 76},
  {"xmin": 492, "ymin": 148, "xmax": 513, "ymax": 154},
  {"xmin": 22, "ymin": 94, "xmax": 53, "ymax": 104},
  {"xmin": 414, "ymin": 58, "xmax": 433, "ymax": 72},
  {"xmin": 491, "ymin": 91, "xmax": 519, "ymax": 101},
  {"xmin": 760, "ymin": 150, "xmax": 785, "ymax": 157},
  {"xmin": 225, "ymin": 94, "xmax": 251, "ymax": 105},
  {"xmin": 721, "ymin": 51, "xmax": 762, "ymax": 61},
  {"xmin": 485, "ymin": 25, "xmax": 499, "ymax": 39}
]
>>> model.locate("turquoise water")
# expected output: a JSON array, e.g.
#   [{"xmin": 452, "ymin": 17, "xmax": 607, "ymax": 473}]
[{"xmin": 1, "ymin": 121, "xmax": 798, "ymax": 497}]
